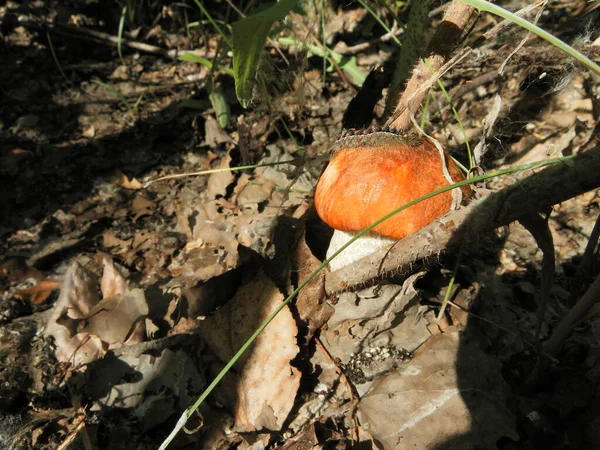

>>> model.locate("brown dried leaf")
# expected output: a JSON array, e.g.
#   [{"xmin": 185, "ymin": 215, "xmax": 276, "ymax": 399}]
[
  {"xmin": 100, "ymin": 258, "xmax": 126, "ymax": 299},
  {"xmin": 101, "ymin": 229, "xmax": 132, "ymax": 254},
  {"xmin": 294, "ymin": 229, "xmax": 333, "ymax": 342},
  {"xmin": 199, "ymin": 271, "xmax": 301, "ymax": 432},
  {"xmin": 113, "ymin": 169, "xmax": 143, "ymax": 190},
  {"xmin": 18, "ymin": 280, "xmax": 62, "ymax": 304},
  {"xmin": 45, "ymin": 259, "xmax": 149, "ymax": 366},
  {"xmin": 131, "ymin": 194, "xmax": 154, "ymax": 222},
  {"xmin": 358, "ymin": 330, "xmax": 517, "ymax": 449},
  {"xmin": 79, "ymin": 348, "xmax": 204, "ymax": 430},
  {"xmin": 85, "ymin": 259, "xmax": 148, "ymax": 346},
  {"xmin": 207, "ymin": 154, "xmax": 235, "ymax": 198}
]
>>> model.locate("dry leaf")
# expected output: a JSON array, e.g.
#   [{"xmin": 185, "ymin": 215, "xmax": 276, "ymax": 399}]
[
  {"xmin": 199, "ymin": 271, "xmax": 301, "ymax": 432},
  {"xmin": 82, "ymin": 125, "xmax": 95, "ymax": 138},
  {"xmin": 358, "ymin": 329, "xmax": 517, "ymax": 449},
  {"xmin": 114, "ymin": 169, "xmax": 143, "ymax": 190},
  {"xmin": 19, "ymin": 280, "xmax": 62, "ymax": 304},
  {"xmin": 44, "ymin": 263, "xmax": 106, "ymax": 365},
  {"xmin": 131, "ymin": 194, "xmax": 154, "ymax": 222},
  {"xmin": 207, "ymin": 153, "xmax": 235, "ymax": 198},
  {"xmin": 294, "ymin": 229, "xmax": 333, "ymax": 342},
  {"xmin": 44, "ymin": 259, "xmax": 148, "ymax": 366},
  {"xmin": 79, "ymin": 348, "xmax": 204, "ymax": 430}
]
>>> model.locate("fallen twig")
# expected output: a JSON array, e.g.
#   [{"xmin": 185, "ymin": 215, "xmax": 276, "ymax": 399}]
[
  {"xmin": 20, "ymin": 16, "xmax": 213, "ymax": 60},
  {"xmin": 543, "ymin": 272, "xmax": 600, "ymax": 357}
]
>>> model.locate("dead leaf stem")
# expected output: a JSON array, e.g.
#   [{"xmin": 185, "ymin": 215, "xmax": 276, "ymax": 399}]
[
  {"xmin": 385, "ymin": 1, "xmax": 478, "ymax": 130},
  {"xmin": 543, "ymin": 272, "xmax": 600, "ymax": 357}
]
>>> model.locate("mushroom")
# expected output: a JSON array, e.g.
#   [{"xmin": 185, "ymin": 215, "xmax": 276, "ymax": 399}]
[{"xmin": 314, "ymin": 127, "xmax": 470, "ymax": 271}]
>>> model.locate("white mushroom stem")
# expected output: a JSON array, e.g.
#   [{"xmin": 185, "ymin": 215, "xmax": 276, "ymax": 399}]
[{"xmin": 326, "ymin": 230, "xmax": 396, "ymax": 272}]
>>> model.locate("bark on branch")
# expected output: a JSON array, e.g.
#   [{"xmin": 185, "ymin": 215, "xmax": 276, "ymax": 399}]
[{"xmin": 324, "ymin": 147, "xmax": 600, "ymax": 295}]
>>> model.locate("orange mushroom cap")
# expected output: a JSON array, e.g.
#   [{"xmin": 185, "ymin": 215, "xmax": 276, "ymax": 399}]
[{"xmin": 314, "ymin": 128, "xmax": 469, "ymax": 240}]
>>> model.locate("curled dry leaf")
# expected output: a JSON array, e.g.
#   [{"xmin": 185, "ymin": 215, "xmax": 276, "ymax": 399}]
[
  {"xmin": 113, "ymin": 169, "xmax": 143, "ymax": 190},
  {"xmin": 44, "ymin": 263, "xmax": 106, "ymax": 366},
  {"xmin": 294, "ymin": 230, "xmax": 333, "ymax": 342},
  {"xmin": 18, "ymin": 280, "xmax": 62, "ymax": 304},
  {"xmin": 199, "ymin": 271, "xmax": 301, "ymax": 432},
  {"xmin": 44, "ymin": 258, "xmax": 148, "ymax": 366}
]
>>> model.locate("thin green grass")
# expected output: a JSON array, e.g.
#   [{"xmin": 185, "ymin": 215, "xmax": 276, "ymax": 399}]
[
  {"xmin": 46, "ymin": 32, "xmax": 70, "ymax": 84},
  {"xmin": 437, "ymin": 244, "xmax": 464, "ymax": 321},
  {"xmin": 193, "ymin": 0, "xmax": 233, "ymax": 48},
  {"xmin": 461, "ymin": 0, "xmax": 600, "ymax": 76},
  {"xmin": 143, "ymin": 158, "xmax": 319, "ymax": 188},
  {"xmin": 178, "ymin": 53, "xmax": 235, "ymax": 77},
  {"xmin": 356, "ymin": 0, "xmax": 401, "ymax": 45},
  {"xmin": 319, "ymin": 0, "xmax": 327, "ymax": 84},
  {"xmin": 275, "ymin": 37, "xmax": 367, "ymax": 85},
  {"xmin": 117, "ymin": 5, "xmax": 127, "ymax": 66},
  {"xmin": 91, "ymin": 79, "xmax": 143, "ymax": 122},
  {"xmin": 159, "ymin": 154, "xmax": 574, "ymax": 450},
  {"xmin": 424, "ymin": 57, "xmax": 474, "ymax": 171},
  {"xmin": 172, "ymin": 2, "xmax": 194, "ymax": 38}
]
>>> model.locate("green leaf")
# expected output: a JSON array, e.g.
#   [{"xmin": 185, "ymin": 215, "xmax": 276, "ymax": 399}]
[
  {"xmin": 233, "ymin": 0, "xmax": 299, "ymax": 108},
  {"xmin": 276, "ymin": 37, "xmax": 367, "ymax": 85},
  {"xmin": 208, "ymin": 81, "xmax": 231, "ymax": 128},
  {"xmin": 178, "ymin": 53, "xmax": 235, "ymax": 77}
]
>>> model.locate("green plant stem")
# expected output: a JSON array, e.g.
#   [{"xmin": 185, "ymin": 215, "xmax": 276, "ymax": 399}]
[
  {"xmin": 424, "ymin": 57, "xmax": 473, "ymax": 170},
  {"xmin": 356, "ymin": 0, "xmax": 401, "ymax": 45},
  {"xmin": 194, "ymin": 0, "xmax": 233, "ymax": 48},
  {"xmin": 118, "ymin": 6, "xmax": 127, "ymax": 66},
  {"xmin": 437, "ymin": 243, "xmax": 464, "ymax": 320},
  {"xmin": 46, "ymin": 32, "xmax": 70, "ymax": 83}
]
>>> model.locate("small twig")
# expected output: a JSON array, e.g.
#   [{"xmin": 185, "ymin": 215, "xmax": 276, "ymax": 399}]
[
  {"xmin": 518, "ymin": 212, "xmax": 555, "ymax": 349},
  {"xmin": 315, "ymin": 336, "xmax": 358, "ymax": 403},
  {"xmin": 21, "ymin": 17, "xmax": 212, "ymax": 60},
  {"xmin": 314, "ymin": 336, "xmax": 361, "ymax": 444},
  {"xmin": 574, "ymin": 212, "xmax": 600, "ymax": 287},
  {"xmin": 543, "ymin": 273, "xmax": 600, "ymax": 357}
]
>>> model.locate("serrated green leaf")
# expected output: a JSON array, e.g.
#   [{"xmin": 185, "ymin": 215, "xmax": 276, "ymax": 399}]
[{"xmin": 233, "ymin": 0, "xmax": 299, "ymax": 108}]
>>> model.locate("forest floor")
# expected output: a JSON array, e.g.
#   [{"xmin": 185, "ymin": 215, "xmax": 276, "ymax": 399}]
[{"xmin": 1, "ymin": 1, "xmax": 600, "ymax": 449}]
